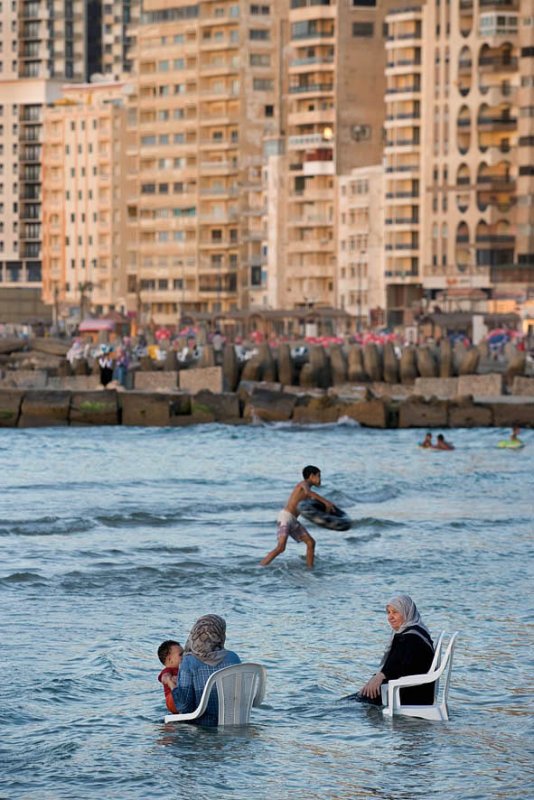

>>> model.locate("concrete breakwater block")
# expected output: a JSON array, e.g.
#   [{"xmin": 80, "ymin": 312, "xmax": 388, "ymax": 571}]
[
  {"xmin": 70, "ymin": 391, "xmax": 119, "ymax": 425},
  {"xmin": 120, "ymin": 392, "xmax": 174, "ymax": 426},
  {"xmin": 347, "ymin": 345, "xmax": 367, "ymax": 382},
  {"xmin": 329, "ymin": 344, "xmax": 348, "ymax": 385},
  {"xmin": 19, "ymin": 390, "xmax": 71, "ymax": 427},
  {"xmin": 243, "ymin": 387, "xmax": 297, "ymax": 422},
  {"xmin": 0, "ymin": 390, "xmax": 24, "ymax": 427},
  {"xmin": 222, "ymin": 344, "xmax": 240, "ymax": 392},
  {"xmin": 439, "ymin": 339, "xmax": 454, "ymax": 378},
  {"xmin": 398, "ymin": 396, "xmax": 448, "ymax": 428},
  {"xmin": 363, "ymin": 343, "xmax": 382, "ymax": 382},
  {"xmin": 135, "ymin": 371, "xmax": 179, "ymax": 392},
  {"xmin": 31, "ymin": 338, "xmax": 70, "ymax": 357},
  {"xmin": 485, "ymin": 398, "xmax": 534, "ymax": 427},
  {"xmin": 278, "ymin": 343, "xmax": 295, "ymax": 386},
  {"xmin": 292, "ymin": 394, "xmax": 343, "ymax": 424},
  {"xmin": 400, "ymin": 347, "xmax": 418, "ymax": 384},
  {"xmin": 343, "ymin": 398, "xmax": 389, "ymax": 428},
  {"xmin": 190, "ymin": 389, "xmax": 240, "ymax": 422},
  {"xmin": 506, "ymin": 352, "xmax": 526, "ymax": 384},
  {"xmin": 457, "ymin": 373, "xmax": 503, "ymax": 397},
  {"xmin": 414, "ymin": 377, "xmax": 459, "ymax": 399},
  {"xmin": 457, "ymin": 348, "xmax": 480, "ymax": 376},
  {"xmin": 179, "ymin": 366, "xmax": 223, "ymax": 394},
  {"xmin": 371, "ymin": 382, "xmax": 412, "ymax": 398},
  {"xmin": 0, "ymin": 369, "xmax": 48, "ymax": 389},
  {"xmin": 383, "ymin": 342, "xmax": 399, "ymax": 384},
  {"xmin": 512, "ymin": 376, "xmax": 534, "ymax": 396},
  {"xmin": 48, "ymin": 375, "xmax": 101, "ymax": 390},
  {"xmin": 416, "ymin": 346, "xmax": 438, "ymax": 379},
  {"xmin": 0, "ymin": 339, "xmax": 27, "ymax": 355},
  {"xmin": 448, "ymin": 397, "xmax": 492, "ymax": 427}
]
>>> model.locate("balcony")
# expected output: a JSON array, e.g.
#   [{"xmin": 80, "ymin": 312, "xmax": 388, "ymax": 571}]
[
  {"xmin": 477, "ymin": 173, "xmax": 515, "ymax": 188},
  {"xmin": 385, "ymin": 163, "xmax": 419, "ymax": 174},
  {"xmin": 477, "ymin": 115, "xmax": 517, "ymax": 129},
  {"xmin": 290, "ymin": 56, "xmax": 334, "ymax": 68},
  {"xmin": 289, "ymin": 83, "xmax": 334, "ymax": 94},
  {"xmin": 291, "ymin": 31, "xmax": 335, "ymax": 41},
  {"xmin": 385, "ymin": 83, "xmax": 421, "ymax": 95},
  {"xmin": 479, "ymin": 0, "xmax": 518, "ymax": 8},
  {"xmin": 478, "ymin": 56, "xmax": 518, "ymax": 72}
]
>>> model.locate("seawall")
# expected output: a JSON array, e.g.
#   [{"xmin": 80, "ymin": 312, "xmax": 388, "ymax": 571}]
[{"xmin": 1, "ymin": 383, "xmax": 533, "ymax": 429}]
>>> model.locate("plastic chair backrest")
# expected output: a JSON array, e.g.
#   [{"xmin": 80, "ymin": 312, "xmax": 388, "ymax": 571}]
[
  {"xmin": 430, "ymin": 631, "xmax": 445, "ymax": 699},
  {"xmin": 436, "ymin": 632, "xmax": 458, "ymax": 703},
  {"xmin": 212, "ymin": 663, "xmax": 267, "ymax": 725}
]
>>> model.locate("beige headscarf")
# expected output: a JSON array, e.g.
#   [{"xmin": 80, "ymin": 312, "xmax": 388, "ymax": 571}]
[{"xmin": 184, "ymin": 614, "xmax": 229, "ymax": 666}]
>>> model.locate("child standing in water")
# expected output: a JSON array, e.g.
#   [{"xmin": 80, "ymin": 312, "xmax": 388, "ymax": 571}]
[{"xmin": 260, "ymin": 465, "xmax": 335, "ymax": 569}]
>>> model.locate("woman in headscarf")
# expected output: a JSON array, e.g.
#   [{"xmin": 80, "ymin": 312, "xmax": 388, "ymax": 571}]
[
  {"xmin": 357, "ymin": 594, "xmax": 435, "ymax": 706},
  {"xmin": 171, "ymin": 614, "xmax": 240, "ymax": 725}
]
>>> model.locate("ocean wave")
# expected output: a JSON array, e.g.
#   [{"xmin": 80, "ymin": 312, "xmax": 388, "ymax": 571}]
[
  {"xmin": 0, "ymin": 516, "xmax": 95, "ymax": 537},
  {"xmin": 0, "ymin": 571, "xmax": 48, "ymax": 586},
  {"xmin": 95, "ymin": 511, "xmax": 190, "ymax": 528},
  {"xmin": 351, "ymin": 516, "xmax": 404, "ymax": 530},
  {"xmin": 349, "ymin": 486, "xmax": 402, "ymax": 503}
]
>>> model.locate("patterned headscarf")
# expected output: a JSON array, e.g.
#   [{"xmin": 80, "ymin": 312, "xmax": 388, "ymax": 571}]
[{"xmin": 184, "ymin": 614, "xmax": 229, "ymax": 666}]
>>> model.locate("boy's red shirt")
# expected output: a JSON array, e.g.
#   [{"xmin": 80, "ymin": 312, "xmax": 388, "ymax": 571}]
[{"xmin": 158, "ymin": 666, "xmax": 179, "ymax": 714}]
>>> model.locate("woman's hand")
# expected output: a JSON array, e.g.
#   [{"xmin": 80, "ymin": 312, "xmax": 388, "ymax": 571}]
[{"xmin": 360, "ymin": 671, "xmax": 385, "ymax": 699}]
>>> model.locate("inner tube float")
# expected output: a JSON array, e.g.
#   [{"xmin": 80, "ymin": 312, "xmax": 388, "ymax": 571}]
[
  {"xmin": 497, "ymin": 440, "xmax": 524, "ymax": 449},
  {"xmin": 298, "ymin": 498, "xmax": 351, "ymax": 531}
]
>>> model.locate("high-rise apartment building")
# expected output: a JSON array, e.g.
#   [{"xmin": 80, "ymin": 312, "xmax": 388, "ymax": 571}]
[
  {"xmin": 125, "ymin": 0, "xmax": 284, "ymax": 327},
  {"xmin": 382, "ymin": 5, "xmax": 423, "ymax": 326},
  {"xmin": 0, "ymin": 0, "xmax": 91, "ymax": 321},
  {"xmin": 337, "ymin": 165, "xmax": 385, "ymax": 329},
  {"xmin": 41, "ymin": 81, "xmax": 130, "ymax": 322},
  {"xmin": 384, "ymin": 0, "xmax": 534, "ymax": 326},
  {"xmin": 0, "ymin": 1, "xmax": 99, "ymax": 322},
  {"xmin": 277, "ymin": 0, "xmax": 411, "ymax": 312},
  {"xmin": 0, "ymin": 1, "xmax": 140, "ymax": 323},
  {"xmin": 101, "ymin": 0, "xmax": 141, "ymax": 79}
]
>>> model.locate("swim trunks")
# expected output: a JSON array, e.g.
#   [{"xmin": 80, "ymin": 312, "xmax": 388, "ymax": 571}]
[{"xmin": 277, "ymin": 509, "xmax": 309, "ymax": 543}]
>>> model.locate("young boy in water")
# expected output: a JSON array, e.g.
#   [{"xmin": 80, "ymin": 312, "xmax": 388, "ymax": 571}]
[
  {"xmin": 157, "ymin": 640, "xmax": 184, "ymax": 714},
  {"xmin": 260, "ymin": 465, "xmax": 335, "ymax": 569}
]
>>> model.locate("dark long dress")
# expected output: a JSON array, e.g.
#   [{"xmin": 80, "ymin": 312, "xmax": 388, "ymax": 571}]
[{"xmin": 381, "ymin": 624, "xmax": 435, "ymax": 705}]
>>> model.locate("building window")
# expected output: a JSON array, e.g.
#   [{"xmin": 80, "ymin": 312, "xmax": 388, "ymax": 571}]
[
  {"xmin": 352, "ymin": 0, "xmax": 376, "ymax": 5},
  {"xmin": 352, "ymin": 22, "xmax": 374, "ymax": 38},
  {"xmin": 249, "ymin": 29, "xmax": 270, "ymax": 40}
]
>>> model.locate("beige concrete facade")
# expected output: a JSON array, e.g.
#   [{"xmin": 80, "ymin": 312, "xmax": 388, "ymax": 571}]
[
  {"xmin": 384, "ymin": 0, "xmax": 534, "ymax": 325},
  {"xmin": 278, "ymin": 0, "xmax": 411, "ymax": 315},
  {"xmin": 0, "ymin": 0, "xmax": 93, "ymax": 320},
  {"xmin": 41, "ymin": 82, "xmax": 130, "ymax": 322},
  {"xmin": 337, "ymin": 165, "xmax": 385, "ymax": 330},
  {"xmin": 383, "ymin": 5, "xmax": 423, "ymax": 326},
  {"xmin": 101, "ymin": 1, "xmax": 141, "ymax": 80},
  {"xmin": 124, "ymin": 0, "xmax": 285, "ymax": 327}
]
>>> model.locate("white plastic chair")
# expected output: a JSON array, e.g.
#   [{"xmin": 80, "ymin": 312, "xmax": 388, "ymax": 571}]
[
  {"xmin": 164, "ymin": 663, "xmax": 267, "ymax": 725},
  {"xmin": 381, "ymin": 631, "xmax": 458, "ymax": 721}
]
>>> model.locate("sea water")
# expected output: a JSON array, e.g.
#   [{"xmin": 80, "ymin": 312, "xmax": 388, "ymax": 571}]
[{"xmin": 0, "ymin": 423, "xmax": 532, "ymax": 799}]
